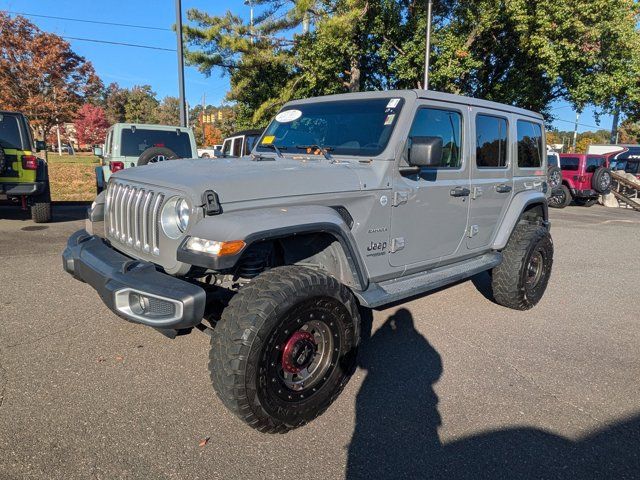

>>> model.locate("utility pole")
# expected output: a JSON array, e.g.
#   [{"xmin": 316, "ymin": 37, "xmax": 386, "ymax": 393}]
[
  {"xmin": 423, "ymin": 0, "xmax": 433, "ymax": 90},
  {"xmin": 572, "ymin": 111, "xmax": 580, "ymax": 153},
  {"xmin": 245, "ymin": 0, "xmax": 254, "ymax": 44},
  {"xmin": 175, "ymin": 0, "xmax": 187, "ymax": 127},
  {"xmin": 202, "ymin": 93, "xmax": 206, "ymax": 146},
  {"xmin": 610, "ymin": 103, "xmax": 620, "ymax": 144}
]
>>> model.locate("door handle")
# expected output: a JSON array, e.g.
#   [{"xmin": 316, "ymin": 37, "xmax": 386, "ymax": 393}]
[
  {"xmin": 495, "ymin": 184, "xmax": 512, "ymax": 193},
  {"xmin": 450, "ymin": 186, "xmax": 471, "ymax": 197}
]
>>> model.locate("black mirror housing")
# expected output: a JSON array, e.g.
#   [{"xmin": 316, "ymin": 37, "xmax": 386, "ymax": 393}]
[{"xmin": 409, "ymin": 136, "xmax": 443, "ymax": 167}]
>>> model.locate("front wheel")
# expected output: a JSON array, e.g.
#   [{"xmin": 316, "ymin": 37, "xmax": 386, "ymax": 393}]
[
  {"xmin": 492, "ymin": 224, "xmax": 553, "ymax": 310},
  {"xmin": 209, "ymin": 266, "xmax": 360, "ymax": 433},
  {"xmin": 549, "ymin": 185, "xmax": 571, "ymax": 209}
]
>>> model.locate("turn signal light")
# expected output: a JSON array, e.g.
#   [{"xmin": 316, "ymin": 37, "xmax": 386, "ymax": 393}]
[
  {"xmin": 110, "ymin": 161, "xmax": 124, "ymax": 173},
  {"xmin": 185, "ymin": 237, "xmax": 246, "ymax": 257},
  {"xmin": 22, "ymin": 155, "xmax": 38, "ymax": 170}
]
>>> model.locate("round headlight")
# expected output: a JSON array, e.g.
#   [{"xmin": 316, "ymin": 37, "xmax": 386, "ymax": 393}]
[
  {"xmin": 161, "ymin": 196, "xmax": 190, "ymax": 239},
  {"xmin": 176, "ymin": 197, "xmax": 190, "ymax": 232}
]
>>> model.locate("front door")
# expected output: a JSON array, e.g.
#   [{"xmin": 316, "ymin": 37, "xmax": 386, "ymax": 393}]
[
  {"xmin": 467, "ymin": 111, "xmax": 513, "ymax": 250},
  {"xmin": 389, "ymin": 104, "xmax": 470, "ymax": 268}
]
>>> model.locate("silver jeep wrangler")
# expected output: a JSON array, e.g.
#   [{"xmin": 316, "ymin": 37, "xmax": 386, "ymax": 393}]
[{"xmin": 63, "ymin": 90, "xmax": 553, "ymax": 433}]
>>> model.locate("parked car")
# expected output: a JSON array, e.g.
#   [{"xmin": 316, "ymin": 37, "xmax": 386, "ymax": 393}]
[
  {"xmin": 550, "ymin": 154, "xmax": 612, "ymax": 208},
  {"xmin": 0, "ymin": 111, "xmax": 51, "ymax": 222},
  {"xmin": 197, "ymin": 144, "xmax": 223, "ymax": 158},
  {"xmin": 94, "ymin": 123, "xmax": 198, "ymax": 193},
  {"xmin": 65, "ymin": 90, "xmax": 553, "ymax": 433},
  {"xmin": 220, "ymin": 129, "xmax": 263, "ymax": 157}
]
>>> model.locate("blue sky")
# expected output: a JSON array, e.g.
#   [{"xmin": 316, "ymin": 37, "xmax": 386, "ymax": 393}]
[{"xmin": 1, "ymin": 0, "xmax": 613, "ymax": 133}]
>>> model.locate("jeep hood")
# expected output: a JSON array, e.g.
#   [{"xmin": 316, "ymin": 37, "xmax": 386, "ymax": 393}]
[{"xmin": 112, "ymin": 157, "xmax": 368, "ymax": 204}]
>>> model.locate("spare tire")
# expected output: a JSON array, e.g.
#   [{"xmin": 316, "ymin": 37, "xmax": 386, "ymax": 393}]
[
  {"xmin": 0, "ymin": 147, "xmax": 6, "ymax": 173},
  {"xmin": 592, "ymin": 167, "xmax": 612, "ymax": 193},
  {"xmin": 547, "ymin": 166, "xmax": 562, "ymax": 191},
  {"xmin": 137, "ymin": 147, "xmax": 179, "ymax": 166}
]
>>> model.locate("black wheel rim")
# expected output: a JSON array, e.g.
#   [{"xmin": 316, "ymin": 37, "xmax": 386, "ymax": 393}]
[
  {"xmin": 599, "ymin": 172, "xmax": 611, "ymax": 191},
  {"xmin": 549, "ymin": 171, "xmax": 561, "ymax": 189},
  {"xmin": 550, "ymin": 190, "xmax": 565, "ymax": 206},
  {"xmin": 260, "ymin": 298, "xmax": 343, "ymax": 403},
  {"xmin": 525, "ymin": 250, "xmax": 545, "ymax": 289}
]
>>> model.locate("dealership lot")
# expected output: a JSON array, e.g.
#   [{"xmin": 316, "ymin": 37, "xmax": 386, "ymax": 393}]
[{"xmin": 1, "ymin": 204, "xmax": 638, "ymax": 479}]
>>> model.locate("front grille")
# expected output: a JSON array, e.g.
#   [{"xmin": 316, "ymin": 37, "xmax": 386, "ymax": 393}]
[{"xmin": 106, "ymin": 182, "xmax": 164, "ymax": 255}]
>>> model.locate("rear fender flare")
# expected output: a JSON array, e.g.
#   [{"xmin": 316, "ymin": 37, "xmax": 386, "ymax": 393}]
[{"xmin": 492, "ymin": 191, "xmax": 548, "ymax": 250}]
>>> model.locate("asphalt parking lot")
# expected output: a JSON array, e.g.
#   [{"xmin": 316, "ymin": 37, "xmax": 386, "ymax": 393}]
[{"xmin": 1, "ymin": 203, "xmax": 639, "ymax": 479}]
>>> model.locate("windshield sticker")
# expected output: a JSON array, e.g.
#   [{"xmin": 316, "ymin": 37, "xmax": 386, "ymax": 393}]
[
  {"xmin": 275, "ymin": 109, "xmax": 302, "ymax": 123},
  {"xmin": 384, "ymin": 114, "xmax": 396, "ymax": 126},
  {"xmin": 261, "ymin": 135, "xmax": 275, "ymax": 145},
  {"xmin": 386, "ymin": 98, "xmax": 400, "ymax": 109}
]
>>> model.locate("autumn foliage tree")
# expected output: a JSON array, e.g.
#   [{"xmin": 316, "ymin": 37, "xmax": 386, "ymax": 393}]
[
  {"xmin": 0, "ymin": 13, "xmax": 102, "ymax": 137},
  {"xmin": 74, "ymin": 104, "xmax": 109, "ymax": 148}
]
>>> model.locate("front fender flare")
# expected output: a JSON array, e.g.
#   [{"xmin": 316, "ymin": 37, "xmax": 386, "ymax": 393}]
[
  {"xmin": 178, "ymin": 206, "xmax": 368, "ymax": 290},
  {"xmin": 492, "ymin": 191, "xmax": 548, "ymax": 250}
]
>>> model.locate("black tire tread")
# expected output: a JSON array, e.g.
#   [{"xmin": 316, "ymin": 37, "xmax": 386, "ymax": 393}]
[
  {"xmin": 209, "ymin": 265, "xmax": 359, "ymax": 433},
  {"xmin": 492, "ymin": 224, "xmax": 552, "ymax": 310},
  {"xmin": 30, "ymin": 202, "xmax": 51, "ymax": 223}
]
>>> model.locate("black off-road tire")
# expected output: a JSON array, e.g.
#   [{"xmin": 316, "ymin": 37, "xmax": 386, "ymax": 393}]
[
  {"xmin": 137, "ymin": 146, "xmax": 179, "ymax": 166},
  {"xmin": 492, "ymin": 224, "xmax": 553, "ymax": 310},
  {"xmin": 547, "ymin": 166, "xmax": 562, "ymax": 191},
  {"xmin": 0, "ymin": 147, "xmax": 6, "ymax": 173},
  {"xmin": 30, "ymin": 183, "xmax": 52, "ymax": 223},
  {"xmin": 592, "ymin": 167, "xmax": 612, "ymax": 194},
  {"xmin": 30, "ymin": 201, "xmax": 51, "ymax": 223},
  {"xmin": 209, "ymin": 266, "xmax": 360, "ymax": 433},
  {"xmin": 549, "ymin": 184, "xmax": 571, "ymax": 209}
]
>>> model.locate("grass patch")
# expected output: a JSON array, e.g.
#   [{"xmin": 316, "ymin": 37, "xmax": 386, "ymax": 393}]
[{"xmin": 48, "ymin": 154, "xmax": 99, "ymax": 201}]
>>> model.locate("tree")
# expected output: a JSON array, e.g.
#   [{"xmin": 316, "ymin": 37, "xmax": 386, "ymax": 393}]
[
  {"xmin": 156, "ymin": 96, "xmax": 181, "ymax": 126},
  {"xmin": 0, "ymin": 13, "xmax": 102, "ymax": 137},
  {"xmin": 183, "ymin": 0, "xmax": 640, "ymax": 126},
  {"xmin": 74, "ymin": 104, "xmax": 109, "ymax": 148},
  {"xmin": 125, "ymin": 85, "xmax": 159, "ymax": 123},
  {"xmin": 103, "ymin": 83, "xmax": 130, "ymax": 124},
  {"xmin": 204, "ymin": 124, "xmax": 223, "ymax": 146},
  {"xmin": 618, "ymin": 120, "xmax": 640, "ymax": 144}
]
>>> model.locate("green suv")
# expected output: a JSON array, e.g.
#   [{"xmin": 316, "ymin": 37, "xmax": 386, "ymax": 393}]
[{"xmin": 0, "ymin": 111, "xmax": 51, "ymax": 222}]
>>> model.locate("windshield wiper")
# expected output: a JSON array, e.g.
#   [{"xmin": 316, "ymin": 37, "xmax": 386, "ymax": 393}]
[
  {"xmin": 261, "ymin": 143, "xmax": 286, "ymax": 158},
  {"xmin": 295, "ymin": 144, "xmax": 333, "ymax": 160}
]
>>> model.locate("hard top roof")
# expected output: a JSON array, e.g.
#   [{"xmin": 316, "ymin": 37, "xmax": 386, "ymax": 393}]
[{"xmin": 286, "ymin": 89, "xmax": 544, "ymax": 121}]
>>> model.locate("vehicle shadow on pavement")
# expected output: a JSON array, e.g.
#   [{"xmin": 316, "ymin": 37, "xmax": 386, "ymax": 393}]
[
  {"xmin": 347, "ymin": 308, "xmax": 640, "ymax": 480},
  {"xmin": 0, "ymin": 204, "xmax": 88, "ymax": 224}
]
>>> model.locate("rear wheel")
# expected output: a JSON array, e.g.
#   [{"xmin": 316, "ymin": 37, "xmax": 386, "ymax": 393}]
[
  {"xmin": 209, "ymin": 266, "xmax": 360, "ymax": 433},
  {"xmin": 549, "ymin": 185, "xmax": 571, "ymax": 209},
  {"xmin": 30, "ymin": 183, "xmax": 52, "ymax": 223},
  {"xmin": 492, "ymin": 224, "xmax": 553, "ymax": 310}
]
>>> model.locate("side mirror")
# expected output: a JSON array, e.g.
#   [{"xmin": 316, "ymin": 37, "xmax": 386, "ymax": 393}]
[
  {"xmin": 35, "ymin": 140, "xmax": 46, "ymax": 151},
  {"xmin": 409, "ymin": 136, "xmax": 443, "ymax": 167},
  {"xmin": 93, "ymin": 146, "xmax": 103, "ymax": 157}
]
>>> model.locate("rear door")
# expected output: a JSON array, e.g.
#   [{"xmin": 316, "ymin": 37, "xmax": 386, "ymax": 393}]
[{"xmin": 467, "ymin": 111, "xmax": 513, "ymax": 250}]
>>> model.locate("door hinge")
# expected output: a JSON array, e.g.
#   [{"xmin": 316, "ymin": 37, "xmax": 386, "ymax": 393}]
[
  {"xmin": 467, "ymin": 225, "xmax": 479, "ymax": 238},
  {"xmin": 390, "ymin": 237, "xmax": 405, "ymax": 253},
  {"xmin": 393, "ymin": 191, "xmax": 409, "ymax": 207}
]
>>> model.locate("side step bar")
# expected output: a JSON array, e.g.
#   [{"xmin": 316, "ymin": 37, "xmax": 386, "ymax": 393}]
[{"xmin": 355, "ymin": 252, "xmax": 502, "ymax": 308}]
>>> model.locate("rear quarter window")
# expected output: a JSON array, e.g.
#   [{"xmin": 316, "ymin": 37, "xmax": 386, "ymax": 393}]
[
  {"xmin": 517, "ymin": 120, "xmax": 543, "ymax": 168},
  {"xmin": 585, "ymin": 156, "xmax": 605, "ymax": 173}
]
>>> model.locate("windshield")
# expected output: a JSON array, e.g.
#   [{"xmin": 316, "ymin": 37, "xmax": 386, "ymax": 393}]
[
  {"xmin": 120, "ymin": 128, "xmax": 193, "ymax": 158},
  {"xmin": 0, "ymin": 114, "xmax": 25, "ymax": 150},
  {"xmin": 256, "ymin": 98, "xmax": 404, "ymax": 157}
]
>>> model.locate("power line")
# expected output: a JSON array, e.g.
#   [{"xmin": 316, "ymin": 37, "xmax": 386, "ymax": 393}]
[
  {"xmin": 7, "ymin": 11, "xmax": 172, "ymax": 31},
  {"xmin": 62, "ymin": 36, "xmax": 176, "ymax": 52},
  {"xmin": 553, "ymin": 117, "xmax": 606, "ymax": 130}
]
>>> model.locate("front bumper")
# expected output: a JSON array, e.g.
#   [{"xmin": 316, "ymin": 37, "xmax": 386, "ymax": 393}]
[
  {"xmin": 63, "ymin": 230, "xmax": 206, "ymax": 335},
  {"xmin": 0, "ymin": 181, "xmax": 46, "ymax": 196}
]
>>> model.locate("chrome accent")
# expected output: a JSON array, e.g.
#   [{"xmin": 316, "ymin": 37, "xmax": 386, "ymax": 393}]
[{"xmin": 105, "ymin": 181, "xmax": 166, "ymax": 257}]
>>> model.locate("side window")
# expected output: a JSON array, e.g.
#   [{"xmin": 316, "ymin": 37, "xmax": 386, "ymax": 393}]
[
  {"xmin": 560, "ymin": 157, "xmax": 580, "ymax": 171},
  {"xmin": 516, "ymin": 120, "xmax": 543, "ymax": 168},
  {"xmin": 232, "ymin": 137, "xmax": 243, "ymax": 157},
  {"xmin": 476, "ymin": 114, "xmax": 508, "ymax": 168},
  {"xmin": 222, "ymin": 139, "xmax": 232, "ymax": 156},
  {"xmin": 585, "ymin": 156, "xmax": 604, "ymax": 173},
  {"xmin": 410, "ymin": 108, "xmax": 462, "ymax": 168},
  {"xmin": 105, "ymin": 130, "xmax": 113, "ymax": 155}
]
